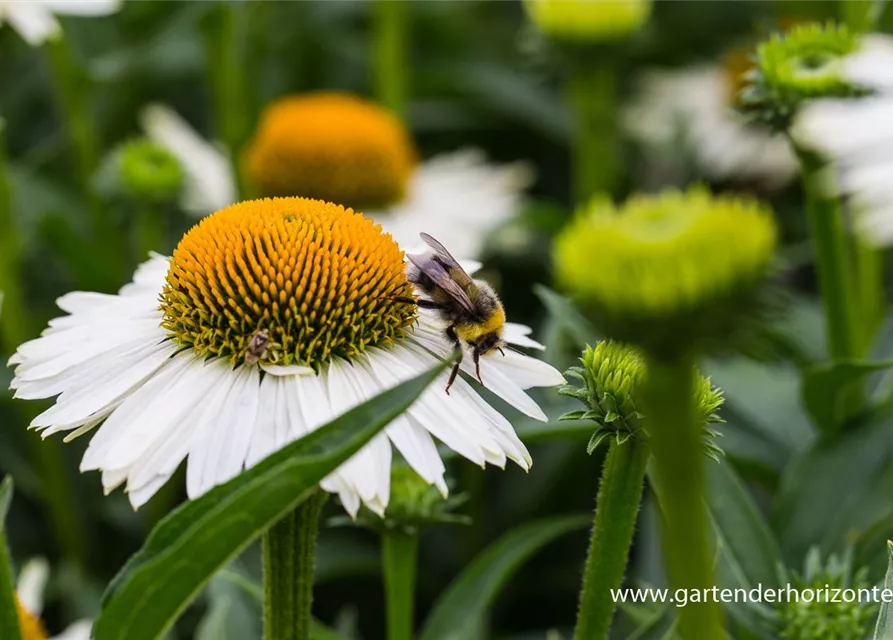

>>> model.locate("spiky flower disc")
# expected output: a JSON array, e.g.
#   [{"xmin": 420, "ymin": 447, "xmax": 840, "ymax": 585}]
[
  {"xmin": 740, "ymin": 22, "xmax": 863, "ymax": 130},
  {"xmin": 778, "ymin": 548, "xmax": 877, "ymax": 640},
  {"xmin": 554, "ymin": 188, "xmax": 776, "ymax": 358},
  {"xmin": 160, "ymin": 197, "xmax": 415, "ymax": 369},
  {"xmin": 242, "ymin": 93, "xmax": 417, "ymax": 210},
  {"xmin": 560, "ymin": 341, "xmax": 724, "ymax": 457},
  {"xmin": 524, "ymin": 0, "xmax": 651, "ymax": 43}
]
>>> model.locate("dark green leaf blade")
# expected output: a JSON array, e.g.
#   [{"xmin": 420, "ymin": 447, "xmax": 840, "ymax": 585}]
[
  {"xmin": 875, "ymin": 541, "xmax": 893, "ymax": 639},
  {"xmin": 94, "ymin": 362, "xmax": 445, "ymax": 640},
  {"xmin": 802, "ymin": 360, "xmax": 893, "ymax": 432},
  {"xmin": 419, "ymin": 515, "xmax": 588, "ymax": 640},
  {"xmin": 0, "ymin": 477, "xmax": 22, "ymax": 640},
  {"xmin": 533, "ymin": 285, "xmax": 601, "ymax": 351}
]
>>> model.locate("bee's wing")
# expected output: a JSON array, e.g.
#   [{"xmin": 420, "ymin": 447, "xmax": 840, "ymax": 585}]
[
  {"xmin": 407, "ymin": 253, "xmax": 476, "ymax": 315},
  {"xmin": 419, "ymin": 233, "xmax": 474, "ymax": 286}
]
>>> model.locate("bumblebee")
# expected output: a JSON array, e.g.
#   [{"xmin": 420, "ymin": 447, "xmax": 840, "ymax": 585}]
[{"xmin": 395, "ymin": 233, "xmax": 506, "ymax": 394}]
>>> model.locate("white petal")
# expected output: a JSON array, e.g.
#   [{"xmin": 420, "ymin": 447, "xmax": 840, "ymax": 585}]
[
  {"xmin": 260, "ymin": 363, "xmax": 315, "ymax": 377},
  {"xmin": 16, "ymin": 558, "xmax": 49, "ymax": 615},
  {"xmin": 372, "ymin": 151, "xmax": 531, "ymax": 259},
  {"xmin": 40, "ymin": 0, "xmax": 121, "ymax": 16},
  {"xmin": 4, "ymin": 3, "xmax": 59, "ymax": 45},
  {"xmin": 844, "ymin": 34, "xmax": 893, "ymax": 90},
  {"xmin": 140, "ymin": 104, "xmax": 236, "ymax": 216},
  {"xmin": 503, "ymin": 322, "xmax": 545, "ymax": 350},
  {"xmin": 482, "ymin": 350, "xmax": 565, "ymax": 390},
  {"xmin": 186, "ymin": 365, "xmax": 260, "ymax": 498},
  {"xmin": 51, "ymin": 620, "xmax": 93, "ymax": 640}
]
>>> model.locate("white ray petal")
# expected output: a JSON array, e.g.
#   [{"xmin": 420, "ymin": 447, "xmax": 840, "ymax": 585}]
[
  {"xmin": 4, "ymin": 3, "xmax": 59, "ymax": 46},
  {"xmin": 16, "ymin": 558, "xmax": 49, "ymax": 615},
  {"xmin": 503, "ymin": 322, "xmax": 545, "ymax": 350},
  {"xmin": 140, "ymin": 104, "xmax": 236, "ymax": 217},
  {"xmin": 40, "ymin": 0, "xmax": 121, "ymax": 17}
]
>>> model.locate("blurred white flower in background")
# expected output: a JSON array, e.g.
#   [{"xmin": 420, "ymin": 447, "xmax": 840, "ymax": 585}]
[
  {"xmin": 16, "ymin": 558, "xmax": 92, "ymax": 640},
  {"xmin": 0, "ymin": 0, "xmax": 119, "ymax": 47},
  {"xmin": 794, "ymin": 35, "xmax": 893, "ymax": 245},
  {"xmin": 139, "ymin": 104, "xmax": 237, "ymax": 217},
  {"xmin": 623, "ymin": 62, "xmax": 799, "ymax": 189}
]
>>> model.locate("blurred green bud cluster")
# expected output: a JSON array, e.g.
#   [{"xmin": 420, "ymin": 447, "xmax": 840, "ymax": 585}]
[
  {"xmin": 777, "ymin": 548, "xmax": 877, "ymax": 640},
  {"xmin": 333, "ymin": 466, "xmax": 470, "ymax": 534},
  {"xmin": 523, "ymin": 0, "xmax": 651, "ymax": 43},
  {"xmin": 740, "ymin": 22, "xmax": 864, "ymax": 131},
  {"xmin": 554, "ymin": 187, "xmax": 777, "ymax": 359},
  {"xmin": 560, "ymin": 341, "xmax": 724, "ymax": 458},
  {"xmin": 95, "ymin": 138, "xmax": 183, "ymax": 203}
]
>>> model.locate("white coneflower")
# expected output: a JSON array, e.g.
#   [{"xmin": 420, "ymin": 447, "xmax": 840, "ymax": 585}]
[
  {"xmin": 242, "ymin": 92, "xmax": 532, "ymax": 258},
  {"xmin": 15, "ymin": 559, "xmax": 92, "ymax": 640},
  {"xmin": 794, "ymin": 34, "xmax": 893, "ymax": 244},
  {"xmin": 0, "ymin": 0, "xmax": 119, "ymax": 46},
  {"xmin": 10, "ymin": 197, "xmax": 563, "ymax": 516},
  {"xmin": 623, "ymin": 55, "xmax": 799, "ymax": 189}
]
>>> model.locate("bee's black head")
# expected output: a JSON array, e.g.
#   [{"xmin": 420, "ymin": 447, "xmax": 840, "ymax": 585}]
[{"xmin": 473, "ymin": 332, "xmax": 504, "ymax": 355}]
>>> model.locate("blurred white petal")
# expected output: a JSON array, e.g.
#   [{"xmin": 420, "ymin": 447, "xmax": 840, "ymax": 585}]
[
  {"xmin": 3, "ymin": 3, "xmax": 60, "ymax": 45},
  {"xmin": 16, "ymin": 558, "xmax": 50, "ymax": 615}
]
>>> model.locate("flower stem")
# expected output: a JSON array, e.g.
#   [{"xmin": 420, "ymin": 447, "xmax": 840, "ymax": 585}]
[
  {"xmin": 574, "ymin": 437, "xmax": 649, "ymax": 640},
  {"xmin": 853, "ymin": 235, "xmax": 883, "ymax": 356},
  {"xmin": 205, "ymin": 2, "xmax": 248, "ymax": 196},
  {"xmin": 133, "ymin": 206, "xmax": 165, "ymax": 263},
  {"xmin": 565, "ymin": 62, "xmax": 617, "ymax": 205},
  {"xmin": 263, "ymin": 489, "xmax": 327, "ymax": 640},
  {"xmin": 383, "ymin": 528, "xmax": 418, "ymax": 640},
  {"xmin": 644, "ymin": 355, "xmax": 725, "ymax": 640},
  {"xmin": 373, "ymin": 0, "xmax": 409, "ymax": 117},
  {"xmin": 0, "ymin": 125, "xmax": 86, "ymax": 569},
  {"xmin": 796, "ymin": 148, "xmax": 858, "ymax": 361}
]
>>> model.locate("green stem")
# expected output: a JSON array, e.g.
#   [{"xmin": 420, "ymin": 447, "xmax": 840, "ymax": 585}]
[
  {"xmin": 383, "ymin": 528, "xmax": 418, "ymax": 640},
  {"xmin": 797, "ymin": 148, "xmax": 858, "ymax": 361},
  {"xmin": 45, "ymin": 37, "xmax": 100, "ymax": 202},
  {"xmin": 644, "ymin": 356, "xmax": 725, "ymax": 640},
  {"xmin": 205, "ymin": 2, "xmax": 247, "ymax": 196},
  {"xmin": 574, "ymin": 438, "xmax": 649, "ymax": 640},
  {"xmin": 263, "ymin": 490, "xmax": 327, "ymax": 640},
  {"xmin": 853, "ymin": 235, "xmax": 884, "ymax": 356},
  {"xmin": 0, "ymin": 125, "xmax": 86, "ymax": 568},
  {"xmin": 373, "ymin": 0, "xmax": 409, "ymax": 117},
  {"xmin": 133, "ymin": 206, "xmax": 165, "ymax": 262},
  {"xmin": 565, "ymin": 62, "xmax": 617, "ymax": 205}
]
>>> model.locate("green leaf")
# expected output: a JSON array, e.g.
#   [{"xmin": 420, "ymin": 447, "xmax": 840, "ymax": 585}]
[
  {"xmin": 533, "ymin": 285, "xmax": 600, "ymax": 352},
  {"xmin": 706, "ymin": 463, "xmax": 781, "ymax": 636},
  {"xmin": 873, "ymin": 541, "xmax": 893, "ymax": 640},
  {"xmin": 418, "ymin": 515, "xmax": 588, "ymax": 640},
  {"xmin": 776, "ymin": 409, "xmax": 893, "ymax": 562},
  {"xmin": 802, "ymin": 360, "xmax": 893, "ymax": 432},
  {"xmin": 94, "ymin": 362, "xmax": 445, "ymax": 640},
  {"xmin": 0, "ymin": 477, "xmax": 22, "ymax": 640}
]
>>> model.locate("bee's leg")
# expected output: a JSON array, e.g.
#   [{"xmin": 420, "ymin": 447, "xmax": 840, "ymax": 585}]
[
  {"xmin": 473, "ymin": 349, "xmax": 483, "ymax": 385},
  {"xmin": 390, "ymin": 296, "xmax": 443, "ymax": 310},
  {"xmin": 444, "ymin": 325, "xmax": 462, "ymax": 395}
]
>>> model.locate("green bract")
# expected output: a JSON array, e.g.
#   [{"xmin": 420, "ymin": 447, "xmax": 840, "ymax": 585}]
[
  {"xmin": 740, "ymin": 22, "xmax": 863, "ymax": 130},
  {"xmin": 559, "ymin": 341, "xmax": 724, "ymax": 458},
  {"xmin": 554, "ymin": 188, "xmax": 777, "ymax": 358},
  {"xmin": 523, "ymin": 0, "xmax": 651, "ymax": 43},
  {"xmin": 778, "ymin": 548, "xmax": 877, "ymax": 640}
]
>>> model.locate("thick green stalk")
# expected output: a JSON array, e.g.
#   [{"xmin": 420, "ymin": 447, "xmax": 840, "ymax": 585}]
[
  {"xmin": 574, "ymin": 438, "xmax": 649, "ymax": 640},
  {"xmin": 373, "ymin": 0, "xmax": 409, "ymax": 117},
  {"xmin": 644, "ymin": 356, "xmax": 725, "ymax": 640},
  {"xmin": 383, "ymin": 529, "xmax": 418, "ymax": 640},
  {"xmin": 263, "ymin": 490, "xmax": 327, "ymax": 640},
  {"xmin": 853, "ymin": 235, "xmax": 884, "ymax": 356},
  {"xmin": 565, "ymin": 63, "xmax": 617, "ymax": 205},
  {"xmin": 205, "ymin": 2, "xmax": 247, "ymax": 196},
  {"xmin": 0, "ymin": 127, "xmax": 86, "ymax": 568},
  {"xmin": 133, "ymin": 206, "xmax": 165, "ymax": 262},
  {"xmin": 797, "ymin": 148, "xmax": 858, "ymax": 361},
  {"xmin": 45, "ymin": 36, "xmax": 98, "ymax": 186}
]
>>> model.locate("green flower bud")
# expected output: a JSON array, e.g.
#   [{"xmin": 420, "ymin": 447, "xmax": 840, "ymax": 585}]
[
  {"xmin": 95, "ymin": 139, "xmax": 183, "ymax": 203},
  {"xmin": 524, "ymin": 0, "xmax": 651, "ymax": 43},
  {"xmin": 740, "ymin": 22, "xmax": 865, "ymax": 130},
  {"xmin": 554, "ymin": 187, "xmax": 777, "ymax": 359},
  {"xmin": 778, "ymin": 548, "xmax": 877, "ymax": 640},
  {"xmin": 332, "ymin": 466, "xmax": 470, "ymax": 534},
  {"xmin": 560, "ymin": 341, "xmax": 724, "ymax": 458}
]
